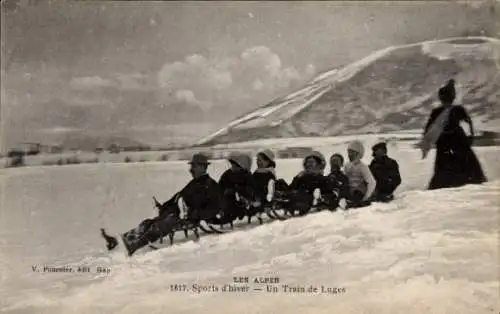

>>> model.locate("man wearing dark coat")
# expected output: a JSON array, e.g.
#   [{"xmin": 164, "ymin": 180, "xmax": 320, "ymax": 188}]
[
  {"xmin": 369, "ymin": 142, "xmax": 401, "ymax": 202},
  {"xmin": 100, "ymin": 153, "xmax": 221, "ymax": 256}
]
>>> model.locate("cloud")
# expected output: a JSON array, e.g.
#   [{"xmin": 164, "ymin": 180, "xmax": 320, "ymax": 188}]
[
  {"xmin": 70, "ymin": 76, "xmax": 115, "ymax": 89},
  {"xmin": 38, "ymin": 127, "xmax": 82, "ymax": 134},
  {"xmin": 174, "ymin": 89, "xmax": 213, "ymax": 110},
  {"xmin": 70, "ymin": 73, "xmax": 154, "ymax": 92},
  {"xmin": 305, "ymin": 64, "xmax": 316, "ymax": 77},
  {"xmin": 157, "ymin": 46, "xmax": 317, "ymax": 114},
  {"xmin": 115, "ymin": 73, "xmax": 151, "ymax": 90},
  {"xmin": 252, "ymin": 79, "xmax": 264, "ymax": 91}
]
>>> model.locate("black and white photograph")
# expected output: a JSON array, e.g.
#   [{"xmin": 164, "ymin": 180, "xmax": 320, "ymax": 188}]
[{"xmin": 1, "ymin": 0, "xmax": 499, "ymax": 313}]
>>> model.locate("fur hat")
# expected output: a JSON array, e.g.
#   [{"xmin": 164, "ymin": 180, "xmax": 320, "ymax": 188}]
[
  {"xmin": 330, "ymin": 153, "xmax": 344, "ymax": 166},
  {"xmin": 228, "ymin": 152, "xmax": 252, "ymax": 171},
  {"xmin": 303, "ymin": 150, "xmax": 326, "ymax": 170},
  {"xmin": 347, "ymin": 140, "xmax": 365, "ymax": 158}
]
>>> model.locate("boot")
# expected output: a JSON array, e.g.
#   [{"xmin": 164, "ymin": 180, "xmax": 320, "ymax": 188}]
[
  {"xmin": 121, "ymin": 234, "xmax": 150, "ymax": 257},
  {"xmin": 100, "ymin": 228, "xmax": 118, "ymax": 251}
]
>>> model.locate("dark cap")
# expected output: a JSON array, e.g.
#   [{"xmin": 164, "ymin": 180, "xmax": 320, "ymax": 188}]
[
  {"xmin": 188, "ymin": 153, "xmax": 210, "ymax": 165},
  {"xmin": 372, "ymin": 142, "xmax": 387, "ymax": 152},
  {"xmin": 330, "ymin": 153, "xmax": 344, "ymax": 165}
]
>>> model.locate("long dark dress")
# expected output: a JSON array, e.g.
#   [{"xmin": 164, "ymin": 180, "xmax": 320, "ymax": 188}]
[{"xmin": 424, "ymin": 105, "xmax": 487, "ymax": 190}]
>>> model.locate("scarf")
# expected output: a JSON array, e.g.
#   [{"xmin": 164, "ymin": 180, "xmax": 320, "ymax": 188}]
[
  {"xmin": 254, "ymin": 167, "xmax": 276, "ymax": 177},
  {"xmin": 418, "ymin": 106, "xmax": 452, "ymax": 159},
  {"xmin": 296, "ymin": 168, "xmax": 324, "ymax": 177}
]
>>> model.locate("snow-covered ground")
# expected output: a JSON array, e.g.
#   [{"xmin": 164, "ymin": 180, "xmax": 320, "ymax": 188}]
[
  {"xmin": 0, "ymin": 144, "xmax": 499, "ymax": 314},
  {"xmin": 208, "ymin": 132, "xmax": 423, "ymax": 150},
  {"xmin": 0, "ymin": 131, "xmax": 424, "ymax": 168}
]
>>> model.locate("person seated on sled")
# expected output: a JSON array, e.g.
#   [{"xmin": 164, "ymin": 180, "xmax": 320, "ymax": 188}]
[
  {"xmin": 285, "ymin": 151, "xmax": 329, "ymax": 215},
  {"xmin": 369, "ymin": 142, "xmax": 401, "ymax": 202},
  {"xmin": 101, "ymin": 153, "xmax": 221, "ymax": 255},
  {"xmin": 218, "ymin": 152, "xmax": 256, "ymax": 222},
  {"xmin": 252, "ymin": 149, "xmax": 277, "ymax": 206},
  {"xmin": 322, "ymin": 153, "xmax": 350, "ymax": 210},
  {"xmin": 344, "ymin": 140, "xmax": 376, "ymax": 209}
]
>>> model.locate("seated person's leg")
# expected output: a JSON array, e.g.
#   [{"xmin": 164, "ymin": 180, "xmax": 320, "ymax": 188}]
[{"xmin": 348, "ymin": 190, "xmax": 371, "ymax": 208}]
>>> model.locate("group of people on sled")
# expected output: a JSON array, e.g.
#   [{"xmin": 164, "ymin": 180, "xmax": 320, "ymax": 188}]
[
  {"xmin": 101, "ymin": 78, "xmax": 488, "ymax": 256},
  {"xmin": 101, "ymin": 140, "xmax": 402, "ymax": 255}
]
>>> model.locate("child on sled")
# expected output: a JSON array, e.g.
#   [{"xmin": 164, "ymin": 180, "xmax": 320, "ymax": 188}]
[
  {"xmin": 217, "ymin": 152, "xmax": 256, "ymax": 225},
  {"xmin": 369, "ymin": 142, "xmax": 401, "ymax": 202},
  {"xmin": 321, "ymin": 153, "xmax": 350, "ymax": 210},
  {"xmin": 344, "ymin": 140, "xmax": 376, "ymax": 209},
  {"xmin": 275, "ymin": 151, "xmax": 329, "ymax": 215},
  {"xmin": 247, "ymin": 149, "xmax": 277, "ymax": 223}
]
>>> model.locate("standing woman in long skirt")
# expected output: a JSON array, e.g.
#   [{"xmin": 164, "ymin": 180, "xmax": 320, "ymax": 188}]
[{"xmin": 422, "ymin": 79, "xmax": 487, "ymax": 190}]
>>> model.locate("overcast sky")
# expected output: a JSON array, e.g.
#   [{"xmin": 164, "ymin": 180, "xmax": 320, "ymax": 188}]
[{"xmin": 1, "ymin": 0, "xmax": 497, "ymax": 150}]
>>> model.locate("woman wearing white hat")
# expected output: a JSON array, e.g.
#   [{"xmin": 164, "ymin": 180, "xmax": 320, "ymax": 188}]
[{"xmin": 344, "ymin": 140, "xmax": 376, "ymax": 208}]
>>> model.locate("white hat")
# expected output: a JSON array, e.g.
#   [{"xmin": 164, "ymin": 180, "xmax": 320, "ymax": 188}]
[
  {"xmin": 347, "ymin": 140, "xmax": 365, "ymax": 158},
  {"xmin": 257, "ymin": 149, "xmax": 275, "ymax": 162}
]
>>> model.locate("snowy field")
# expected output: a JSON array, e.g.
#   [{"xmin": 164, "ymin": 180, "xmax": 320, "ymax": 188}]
[{"xmin": 0, "ymin": 144, "xmax": 499, "ymax": 314}]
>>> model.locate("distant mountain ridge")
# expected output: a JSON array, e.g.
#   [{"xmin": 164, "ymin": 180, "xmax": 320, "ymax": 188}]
[
  {"xmin": 197, "ymin": 36, "xmax": 500, "ymax": 146},
  {"xmin": 60, "ymin": 133, "xmax": 150, "ymax": 151}
]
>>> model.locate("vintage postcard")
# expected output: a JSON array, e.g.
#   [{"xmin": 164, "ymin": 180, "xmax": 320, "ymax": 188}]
[{"xmin": 1, "ymin": 1, "xmax": 499, "ymax": 313}]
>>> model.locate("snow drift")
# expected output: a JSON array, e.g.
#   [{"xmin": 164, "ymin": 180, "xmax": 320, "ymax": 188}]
[{"xmin": 0, "ymin": 144, "xmax": 499, "ymax": 314}]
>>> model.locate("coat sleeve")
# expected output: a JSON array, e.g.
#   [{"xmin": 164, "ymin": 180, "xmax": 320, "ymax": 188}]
[
  {"xmin": 207, "ymin": 180, "xmax": 222, "ymax": 211},
  {"xmin": 454, "ymin": 105, "xmax": 470, "ymax": 122},
  {"xmin": 244, "ymin": 173, "xmax": 257, "ymax": 202},
  {"xmin": 341, "ymin": 174, "xmax": 350, "ymax": 200},
  {"xmin": 360, "ymin": 164, "xmax": 376, "ymax": 201},
  {"xmin": 388, "ymin": 159, "xmax": 402, "ymax": 190},
  {"xmin": 423, "ymin": 108, "xmax": 439, "ymax": 134},
  {"xmin": 289, "ymin": 175, "xmax": 299, "ymax": 190},
  {"xmin": 218, "ymin": 171, "xmax": 230, "ymax": 192}
]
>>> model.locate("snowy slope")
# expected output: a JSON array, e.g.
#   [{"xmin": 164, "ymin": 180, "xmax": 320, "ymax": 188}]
[
  {"xmin": 198, "ymin": 37, "xmax": 500, "ymax": 146},
  {"xmin": 1, "ymin": 145, "xmax": 499, "ymax": 314}
]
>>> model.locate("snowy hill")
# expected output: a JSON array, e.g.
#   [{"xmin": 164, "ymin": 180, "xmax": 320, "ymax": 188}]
[
  {"xmin": 197, "ymin": 37, "xmax": 500, "ymax": 146},
  {"xmin": 1, "ymin": 147, "xmax": 499, "ymax": 313}
]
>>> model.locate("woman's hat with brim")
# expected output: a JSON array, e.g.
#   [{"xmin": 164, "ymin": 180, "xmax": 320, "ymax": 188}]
[
  {"xmin": 303, "ymin": 150, "xmax": 326, "ymax": 169},
  {"xmin": 257, "ymin": 149, "xmax": 276, "ymax": 168},
  {"xmin": 228, "ymin": 152, "xmax": 252, "ymax": 171}
]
